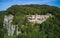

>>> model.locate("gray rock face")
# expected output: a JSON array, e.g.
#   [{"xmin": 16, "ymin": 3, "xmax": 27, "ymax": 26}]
[
  {"xmin": 3, "ymin": 14, "xmax": 52, "ymax": 36},
  {"xmin": 3, "ymin": 14, "xmax": 21, "ymax": 36},
  {"xmin": 27, "ymin": 15, "xmax": 49, "ymax": 24}
]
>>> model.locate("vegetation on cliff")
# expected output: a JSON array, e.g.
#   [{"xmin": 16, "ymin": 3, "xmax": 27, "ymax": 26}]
[{"xmin": 0, "ymin": 4, "xmax": 60, "ymax": 38}]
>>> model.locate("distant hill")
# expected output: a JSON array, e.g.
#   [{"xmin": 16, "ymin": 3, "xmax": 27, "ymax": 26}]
[{"xmin": 0, "ymin": 11, "xmax": 5, "ymax": 13}]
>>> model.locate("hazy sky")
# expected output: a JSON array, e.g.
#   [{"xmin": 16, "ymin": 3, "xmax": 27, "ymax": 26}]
[{"xmin": 0, "ymin": 0, "xmax": 60, "ymax": 11}]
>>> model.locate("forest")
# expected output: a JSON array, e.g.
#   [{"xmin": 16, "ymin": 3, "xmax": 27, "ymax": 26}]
[{"xmin": 0, "ymin": 4, "xmax": 60, "ymax": 38}]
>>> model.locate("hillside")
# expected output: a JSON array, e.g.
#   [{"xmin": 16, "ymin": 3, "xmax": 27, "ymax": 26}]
[{"xmin": 0, "ymin": 4, "xmax": 60, "ymax": 38}]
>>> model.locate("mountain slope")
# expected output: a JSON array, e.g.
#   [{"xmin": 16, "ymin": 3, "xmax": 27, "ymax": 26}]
[{"xmin": 0, "ymin": 4, "xmax": 60, "ymax": 38}]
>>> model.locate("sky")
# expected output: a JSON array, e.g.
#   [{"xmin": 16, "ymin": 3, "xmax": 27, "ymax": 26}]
[{"xmin": 0, "ymin": 0, "xmax": 60, "ymax": 11}]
